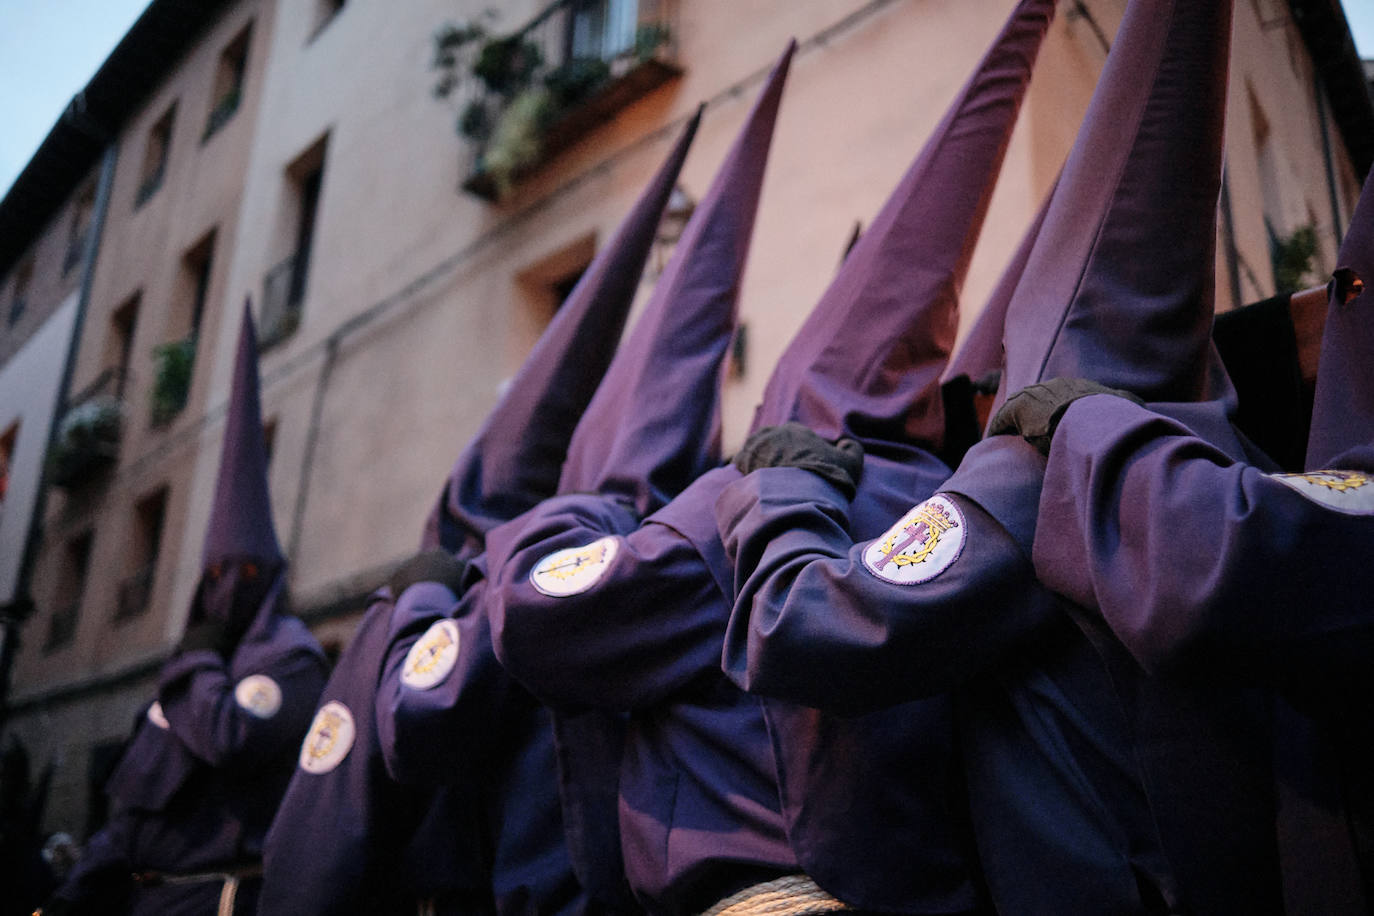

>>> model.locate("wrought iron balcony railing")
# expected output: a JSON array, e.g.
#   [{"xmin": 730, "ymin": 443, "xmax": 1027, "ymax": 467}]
[{"xmin": 449, "ymin": 0, "xmax": 680, "ymax": 199}]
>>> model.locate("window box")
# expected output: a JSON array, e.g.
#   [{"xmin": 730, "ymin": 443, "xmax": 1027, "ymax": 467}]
[{"xmin": 48, "ymin": 391, "xmax": 123, "ymax": 490}]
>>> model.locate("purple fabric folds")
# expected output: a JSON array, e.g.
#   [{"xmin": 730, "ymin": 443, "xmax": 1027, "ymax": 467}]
[
  {"xmin": 425, "ymin": 110, "xmax": 702, "ymax": 556},
  {"xmin": 1000, "ymin": 0, "xmax": 1232, "ymax": 404},
  {"xmin": 557, "ymin": 43, "xmax": 794, "ymax": 516},
  {"xmin": 754, "ymin": 0, "xmax": 1054, "ymax": 451},
  {"xmin": 1307, "ymin": 170, "xmax": 1374, "ymax": 469},
  {"xmin": 203, "ymin": 303, "xmax": 283, "ymax": 568}
]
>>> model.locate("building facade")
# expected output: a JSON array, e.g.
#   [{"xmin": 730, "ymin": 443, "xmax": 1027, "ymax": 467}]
[{"xmin": 0, "ymin": 0, "xmax": 1369, "ymax": 839}]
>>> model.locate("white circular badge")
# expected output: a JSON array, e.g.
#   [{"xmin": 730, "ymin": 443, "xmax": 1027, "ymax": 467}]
[
  {"xmin": 862, "ymin": 494, "xmax": 966, "ymax": 585},
  {"xmin": 299, "ymin": 701, "xmax": 356, "ymax": 775},
  {"xmin": 1270, "ymin": 470, "xmax": 1374, "ymax": 515},
  {"xmin": 530, "ymin": 536, "xmax": 620, "ymax": 597},
  {"xmin": 234, "ymin": 674, "xmax": 283, "ymax": 719},
  {"xmin": 147, "ymin": 701, "xmax": 170, "ymax": 730},
  {"xmin": 401, "ymin": 619, "xmax": 461, "ymax": 690}
]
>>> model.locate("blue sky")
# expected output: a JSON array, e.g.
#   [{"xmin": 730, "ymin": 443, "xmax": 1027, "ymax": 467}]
[{"xmin": 1, "ymin": 0, "xmax": 1372, "ymax": 200}]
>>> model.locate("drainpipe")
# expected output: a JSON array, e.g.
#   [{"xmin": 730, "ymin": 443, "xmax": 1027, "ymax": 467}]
[
  {"xmin": 1313, "ymin": 72, "xmax": 1345, "ymax": 251},
  {"xmin": 0, "ymin": 100, "xmax": 118, "ymax": 733},
  {"xmin": 1219, "ymin": 166, "xmax": 1246, "ymax": 311}
]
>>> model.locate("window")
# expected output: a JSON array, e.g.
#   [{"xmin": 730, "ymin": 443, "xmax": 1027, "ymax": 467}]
[
  {"xmin": 514, "ymin": 235, "xmax": 595, "ymax": 358},
  {"xmin": 7, "ymin": 258, "xmax": 32, "ymax": 328},
  {"xmin": 182, "ymin": 231, "xmax": 215, "ymax": 343},
  {"xmin": 262, "ymin": 135, "xmax": 327, "ymax": 348},
  {"xmin": 310, "ymin": 0, "xmax": 345, "ymax": 39},
  {"xmin": 64, "ymin": 184, "xmax": 96, "ymax": 274},
  {"xmin": 205, "ymin": 24, "xmax": 252, "ymax": 140},
  {"xmin": 45, "ymin": 531, "xmax": 92, "ymax": 652},
  {"xmin": 569, "ymin": 0, "xmax": 639, "ymax": 61},
  {"xmin": 262, "ymin": 417, "xmax": 278, "ymax": 467},
  {"xmin": 116, "ymin": 487, "xmax": 167, "ymax": 621},
  {"xmin": 107, "ymin": 294, "xmax": 140, "ymax": 399},
  {"xmin": 136, "ymin": 105, "xmax": 176, "ymax": 207},
  {"xmin": 151, "ymin": 234, "xmax": 214, "ymax": 426},
  {"xmin": 0, "ymin": 422, "xmax": 17, "ymax": 509}
]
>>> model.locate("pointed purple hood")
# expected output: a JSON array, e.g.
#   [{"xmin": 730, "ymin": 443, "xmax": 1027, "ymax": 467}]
[
  {"xmin": 1001, "ymin": 0, "xmax": 1233, "ymax": 404},
  {"xmin": 203, "ymin": 302, "xmax": 283, "ymax": 568},
  {"xmin": 751, "ymin": 0, "xmax": 1053, "ymax": 450},
  {"xmin": 423, "ymin": 111, "xmax": 702, "ymax": 553},
  {"xmin": 557, "ymin": 42, "xmax": 794, "ymax": 515},
  {"xmin": 1306, "ymin": 170, "xmax": 1374, "ymax": 469},
  {"xmin": 944, "ymin": 174, "xmax": 1058, "ymax": 386}
]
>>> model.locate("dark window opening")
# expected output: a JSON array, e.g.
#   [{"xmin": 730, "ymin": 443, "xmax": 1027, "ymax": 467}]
[
  {"xmin": 262, "ymin": 136, "xmax": 328, "ymax": 348},
  {"xmin": 0, "ymin": 422, "xmax": 17, "ymax": 509},
  {"xmin": 311, "ymin": 0, "xmax": 346, "ymax": 40},
  {"xmin": 262, "ymin": 418, "xmax": 278, "ymax": 468},
  {"xmin": 136, "ymin": 105, "xmax": 176, "ymax": 207},
  {"xmin": 64, "ymin": 184, "xmax": 97, "ymax": 275},
  {"xmin": 46, "ymin": 532, "xmax": 93, "ymax": 652},
  {"xmin": 205, "ymin": 24, "xmax": 252, "ymax": 140},
  {"xmin": 108, "ymin": 294, "xmax": 140, "ymax": 400},
  {"xmin": 116, "ymin": 488, "xmax": 167, "ymax": 621},
  {"xmin": 7, "ymin": 259, "xmax": 32, "ymax": 328}
]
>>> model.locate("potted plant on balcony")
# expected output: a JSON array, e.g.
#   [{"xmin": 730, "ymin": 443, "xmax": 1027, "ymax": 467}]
[
  {"xmin": 48, "ymin": 395, "xmax": 123, "ymax": 488},
  {"xmin": 150, "ymin": 337, "xmax": 196, "ymax": 426}
]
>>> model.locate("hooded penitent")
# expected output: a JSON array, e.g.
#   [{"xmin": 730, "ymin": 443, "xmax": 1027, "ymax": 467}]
[
  {"xmin": 425, "ymin": 108, "xmax": 703, "ymax": 556},
  {"xmin": 953, "ymin": 1, "xmax": 1292, "ymax": 910},
  {"xmin": 263, "ymin": 120, "xmax": 704, "ymax": 916},
  {"xmin": 187, "ymin": 303, "xmax": 285, "ymax": 647},
  {"xmin": 751, "ymin": 1, "xmax": 1053, "ymax": 453},
  {"xmin": 1306, "ymin": 169, "xmax": 1374, "ymax": 469},
  {"xmin": 555, "ymin": 42, "xmax": 794, "ymax": 514},
  {"xmin": 997, "ymin": 0, "xmax": 1232, "ymax": 409}
]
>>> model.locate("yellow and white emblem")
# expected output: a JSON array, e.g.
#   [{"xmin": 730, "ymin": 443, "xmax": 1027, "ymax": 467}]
[
  {"xmin": 862, "ymin": 494, "xmax": 966, "ymax": 585},
  {"xmin": 530, "ymin": 536, "xmax": 620, "ymax": 597},
  {"xmin": 234, "ymin": 674, "xmax": 283, "ymax": 719},
  {"xmin": 299, "ymin": 701, "xmax": 355, "ymax": 775},
  {"xmin": 147, "ymin": 701, "xmax": 170, "ymax": 730},
  {"xmin": 1270, "ymin": 470, "xmax": 1374, "ymax": 515},
  {"xmin": 401, "ymin": 619, "xmax": 460, "ymax": 690}
]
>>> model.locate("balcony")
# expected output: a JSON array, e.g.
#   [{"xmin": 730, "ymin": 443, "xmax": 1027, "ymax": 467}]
[
  {"xmin": 440, "ymin": 0, "xmax": 681, "ymax": 200},
  {"xmin": 48, "ymin": 368, "xmax": 129, "ymax": 490},
  {"xmin": 261, "ymin": 251, "xmax": 307, "ymax": 349},
  {"xmin": 115, "ymin": 562, "xmax": 155, "ymax": 621}
]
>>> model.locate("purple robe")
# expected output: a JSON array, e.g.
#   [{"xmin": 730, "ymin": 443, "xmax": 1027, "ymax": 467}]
[
  {"xmin": 1034, "ymin": 393, "xmax": 1374, "ymax": 911},
  {"xmin": 56, "ymin": 582, "xmax": 327, "ymax": 915},
  {"xmin": 717, "ymin": 427, "xmax": 1289, "ymax": 914},
  {"xmin": 485, "ymin": 451, "xmax": 986, "ymax": 915},
  {"xmin": 374, "ymin": 562, "xmax": 634, "ymax": 916},
  {"xmin": 259, "ymin": 587, "xmax": 489, "ymax": 916}
]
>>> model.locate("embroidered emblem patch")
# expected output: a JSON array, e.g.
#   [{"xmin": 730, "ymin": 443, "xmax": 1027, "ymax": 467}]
[
  {"xmin": 234, "ymin": 674, "xmax": 283, "ymax": 719},
  {"xmin": 401, "ymin": 620, "xmax": 460, "ymax": 690},
  {"xmin": 1270, "ymin": 470, "xmax": 1374, "ymax": 515},
  {"xmin": 530, "ymin": 536, "xmax": 620, "ymax": 597},
  {"xmin": 147, "ymin": 701, "xmax": 170, "ymax": 730},
  {"xmin": 299, "ymin": 701, "xmax": 355, "ymax": 775},
  {"xmin": 862, "ymin": 494, "xmax": 966, "ymax": 585}
]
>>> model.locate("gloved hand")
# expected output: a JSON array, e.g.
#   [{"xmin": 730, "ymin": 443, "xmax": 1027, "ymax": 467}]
[
  {"xmin": 176, "ymin": 615, "xmax": 236, "ymax": 658},
  {"xmin": 388, "ymin": 549, "xmax": 469, "ymax": 599},
  {"xmin": 989, "ymin": 378, "xmax": 1143, "ymax": 456},
  {"xmin": 733, "ymin": 422, "xmax": 865, "ymax": 498}
]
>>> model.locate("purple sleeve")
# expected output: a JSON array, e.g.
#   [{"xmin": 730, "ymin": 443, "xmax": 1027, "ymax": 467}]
[
  {"xmin": 716, "ymin": 467, "xmax": 1059, "ymax": 715},
  {"xmin": 50, "ymin": 816, "xmax": 134, "ymax": 909},
  {"xmin": 486, "ymin": 493, "xmax": 728, "ymax": 710},
  {"xmin": 1036, "ymin": 394, "xmax": 1374, "ymax": 684},
  {"xmin": 157, "ymin": 640, "xmax": 326, "ymax": 770},
  {"xmin": 374, "ymin": 579, "xmax": 521, "ymax": 786}
]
